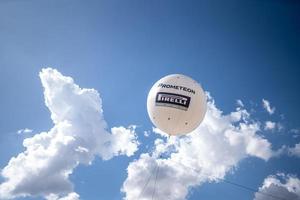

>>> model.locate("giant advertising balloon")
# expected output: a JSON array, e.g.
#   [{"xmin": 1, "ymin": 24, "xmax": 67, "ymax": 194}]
[{"xmin": 147, "ymin": 74, "xmax": 207, "ymax": 135}]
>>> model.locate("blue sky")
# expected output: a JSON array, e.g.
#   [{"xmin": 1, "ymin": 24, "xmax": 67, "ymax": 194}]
[{"xmin": 0, "ymin": 1, "xmax": 300, "ymax": 200}]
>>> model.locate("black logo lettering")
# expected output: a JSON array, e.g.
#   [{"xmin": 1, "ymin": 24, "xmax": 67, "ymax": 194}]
[
  {"xmin": 157, "ymin": 83, "xmax": 195, "ymax": 94},
  {"xmin": 155, "ymin": 92, "xmax": 191, "ymax": 111}
]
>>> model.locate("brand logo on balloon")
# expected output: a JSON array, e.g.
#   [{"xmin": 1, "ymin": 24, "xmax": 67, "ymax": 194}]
[
  {"xmin": 155, "ymin": 92, "xmax": 191, "ymax": 111},
  {"xmin": 157, "ymin": 83, "xmax": 196, "ymax": 94}
]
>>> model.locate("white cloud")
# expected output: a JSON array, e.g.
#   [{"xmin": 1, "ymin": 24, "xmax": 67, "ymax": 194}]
[
  {"xmin": 288, "ymin": 143, "xmax": 300, "ymax": 158},
  {"xmin": 262, "ymin": 99, "xmax": 275, "ymax": 115},
  {"xmin": 263, "ymin": 121, "xmax": 284, "ymax": 132},
  {"xmin": 122, "ymin": 94, "xmax": 275, "ymax": 200},
  {"xmin": 254, "ymin": 173, "xmax": 300, "ymax": 200},
  {"xmin": 0, "ymin": 68, "xmax": 139, "ymax": 199},
  {"xmin": 291, "ymin": 129, "xmax": 300, "ymax": 138},
  {"xmin": 277, "ymin": 123, "xmax": 284, "ymax": 131},
  {"xmin": 152, "ymin": 127, "xmax": 169, "ymax": 138},
  {"xmin": 46, "ymin": 192, "xmax": 80, "ymax": 200},
  {"xmin": 264, "ymin": 121, "xmax": 276, "ymax": 131},
  {"xmin": 110, "ymin": 126, "xmax": 140, "ymax": 157},
  {"xmin": 143, "ymin": 131, "xmax": 150, "ymax": 137},
  {"xmin": 291, "ymin": 129, "xmax": 300, "ymax": 134},
  {"xmin": 236, "ymin": 99, "xmax": 244, "ymax": 107},
  {"xmin": 17, "ymin": 128, "xmax": 33, "ymax": 134}
]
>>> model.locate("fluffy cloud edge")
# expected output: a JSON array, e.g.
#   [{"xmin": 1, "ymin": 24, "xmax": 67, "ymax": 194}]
[
  {"xmin": 254, "ymin": 173, "xmax": 300, "ymax": 200},
  {"xmin": 17, "ymin": 128, "xmax": 33, "ymax": 134},
  {"xmin": 122, "ymin": 94, "xmax": 278, "ymax": 200},
  {"xmin": 0, "ymin": 68, "xmax": 139, "ymax": 200},
  {"xmin": 262, "ymin": 99, "xmax": 275, "ymax": 115}
]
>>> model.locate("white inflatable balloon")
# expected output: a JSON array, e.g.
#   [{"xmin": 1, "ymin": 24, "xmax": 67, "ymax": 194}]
[{"xmin": 147, "ymin": 74, "xmax": 207, "ymax": 135}]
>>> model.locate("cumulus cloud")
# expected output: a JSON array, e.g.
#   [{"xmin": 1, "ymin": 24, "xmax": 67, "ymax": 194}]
[
  {"xmin": 254, "ymin": 173, "xmax": 300, "ymax": 200},
  {"xmin": 110, "ymin": 126, "xmax": 139, "ymax": 157},
  {"xmin": 46, "ymin": 192, "xmax": 80, "ymax": 200},
  {"xmin": 236, "ymin": 99, "xmax": 244, "ymax": 107},
  {"xmin": 264, "ymin": 121, "xmax": 276, "ymax": 131},
  {"xmin": 288, "ymin": 143, "xmax": 300, "ymax": 158},
  {"xmin": 122, "ymin": 94, "xmax": 275, "ymax": 200},
  {"xmin": 143, "ymin": 131, "xmax": 150, "ymax": 137},
  {"xmin": 291, "ymin": 129, "xmax": 300, "ymax": 138},
  {"xmin": 291, "ymin": 129, "xmax": 300, "ymax": 134},
  {"xmin": 152, "ymin": 127, "xmax": 169, "ymax": 138},
  {"xmin": 262, "ymin": 99, "xmax": 275, "ymax": 115},
  {"xmin": 0, "ymin": 68, "xmax": 139, "ymax": 199},
  {"xmin": 17, "ymin": 128, "xmax": 33, "ymax": 134}
]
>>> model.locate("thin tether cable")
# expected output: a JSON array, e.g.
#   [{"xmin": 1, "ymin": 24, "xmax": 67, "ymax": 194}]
[
  {"xmin": 137, "ymin": 158, "xmax": 288, "ymax": 200},
  {"xmin": 167, "ymin": 159, "xmax": 289, "ymax": 200},
  {"xmin": 137, "ymin": 165, "xmax": 157, "ymax": 199},
  {"xmin": 221, "ymin": 179, "xmax": 288, "ymax": 200},
  {"xmin": 151, "ymin": 164, "xmax": 160, "ymax": 200}
]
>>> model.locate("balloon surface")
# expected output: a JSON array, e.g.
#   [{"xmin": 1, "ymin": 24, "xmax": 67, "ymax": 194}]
[{"xmin": 147, "ymin": 74, "xmax": 207, "ymax": 135}]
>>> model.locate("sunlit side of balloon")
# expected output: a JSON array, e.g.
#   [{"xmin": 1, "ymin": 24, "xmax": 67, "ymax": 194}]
[{"xmin": 147, "ymin": 74, "xmax": 207, "ymax": 135}]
